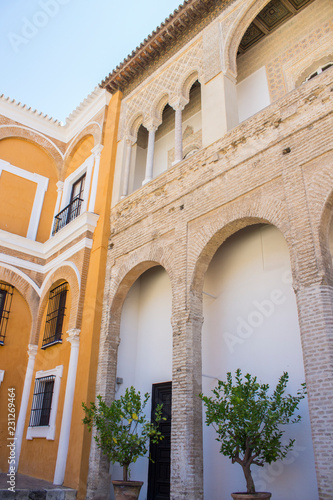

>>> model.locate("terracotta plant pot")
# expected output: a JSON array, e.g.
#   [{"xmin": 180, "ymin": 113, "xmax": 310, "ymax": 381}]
[
  {"xmin": 231, "ymin": 493, "xmax": 272, "ymax": 500},
  {"xmin": 112, "ymin": 480, "xmax": 143, "ymax": 500}
]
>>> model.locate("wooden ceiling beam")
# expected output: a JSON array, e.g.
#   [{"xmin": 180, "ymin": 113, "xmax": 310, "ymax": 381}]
[{"xmin": 279, "ymin": 0, "xmax": 297, "ymax": 14}]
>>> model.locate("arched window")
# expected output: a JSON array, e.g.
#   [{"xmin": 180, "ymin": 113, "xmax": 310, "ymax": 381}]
[{"xmin": 304, "ymin": 62, "xmax": 333, "ymax": 83}]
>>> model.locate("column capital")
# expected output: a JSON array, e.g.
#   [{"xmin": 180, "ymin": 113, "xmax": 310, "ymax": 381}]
[
  {"xmin": 56, "ymin": 180, "xmax": 64, "ymax": 192},
  {"xmin": 125, "ymin": 135, "xmax": 136, "ymax": 146},
  {"xmin": 170, "ymin": 96, "xmax": 188, "ymax": 111},
  {"xmin": 91, "ymin": 143, "xmax": 104, "ymax": 158},
  {"xmin": 27, "ymin": 344, "xmax": 38, "ymax": 360},
  {"xmin": 66, "ymin": 328, "xmax": 80, "ymax": 347},
  {"xmin": 144, "ymin": 118, "xmax": 159, "ymax": 133}
]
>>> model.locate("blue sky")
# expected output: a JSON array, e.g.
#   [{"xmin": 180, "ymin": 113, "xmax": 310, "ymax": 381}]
[{"xmin": 0, "ymin": 0, "xmax": 183, "ymax": 123}]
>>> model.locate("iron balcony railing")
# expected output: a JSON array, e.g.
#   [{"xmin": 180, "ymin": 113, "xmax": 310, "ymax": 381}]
[{"xmin": 52, "ymin": 197, "xmax": 83, "ymax": 235}]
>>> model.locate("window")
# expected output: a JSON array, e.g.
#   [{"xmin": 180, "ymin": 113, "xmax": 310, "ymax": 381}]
[
  {"xmin": 0, "ymin": 282, "xmax": 14, "ymax": 345},
  {"xmin": 68, "ymin": 173, "xmax": 86, "ymax": 223},
  {"xmin": 29, "ymin": 375, "xmax": 55, "ymax": 427},
  {"xmin": 42, "ymin": 283, "xmax": 68, "ymax": 348},
  {"xmin": 52, "ymin": 173, "xmax": 86, "ymax": 234},
  {"xmin": 304, "ymin": 62, "xmax": 333, "ymax": 82},
  {"xmin": 27, "ymin": 365, "xmax": 63, "ymax": 440}
]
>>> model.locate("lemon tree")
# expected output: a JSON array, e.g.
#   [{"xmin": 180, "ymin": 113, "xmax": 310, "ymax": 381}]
[
  {"xmin": 200, "ymin": 370, "xmax": 306, "ymax": 494},
  {"xmin": 83, "ymin": 386, "xmax": 164, "ymax": 481}
]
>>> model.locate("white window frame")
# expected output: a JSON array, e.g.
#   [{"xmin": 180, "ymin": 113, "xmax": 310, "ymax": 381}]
[
  {"xmin": 61, "ymin": 156, "xmax": 94, "ymax": 215},
  {"xmin": 0, "ymin": 159, "xmax": 49, "ymax": 241},
  {"xmin": 26, "ymin": 364, "xmax": 63, "ymax": 440}
]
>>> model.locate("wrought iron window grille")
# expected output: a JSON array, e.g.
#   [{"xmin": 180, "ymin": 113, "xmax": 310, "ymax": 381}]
[
  {"xmin": 0, "ymin": 283, "xmax": 14, "ymax": 345},
  {"xmin": 29, "ymin": 375, "xmax": 55, "ymax": 427},
  {"xmin": 52, "ymin": 196, "xmax": 84, "ymax": 235},
  {"xmin": 42, "ymin": 283, "xmax": 68, "ymax": 348}
]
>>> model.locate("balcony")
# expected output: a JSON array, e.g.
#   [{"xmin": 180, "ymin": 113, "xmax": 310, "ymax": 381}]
[{"xmin": 52, "ymin": 197, "xmax": 83, "ymax": 235}]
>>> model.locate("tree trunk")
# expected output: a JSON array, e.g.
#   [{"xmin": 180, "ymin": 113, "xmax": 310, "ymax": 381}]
[
  {"xmin": 123, "ymin": 464, "xmax": 128, "ymax": 481},
  {"xmin": 242, "ymin": 464, "xmax": 255, "ymax": 493}
]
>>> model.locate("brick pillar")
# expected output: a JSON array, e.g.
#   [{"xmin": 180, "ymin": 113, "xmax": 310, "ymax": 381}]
[
  {"xmin": 86, "ymin": 332, "xmax": 120, "ymax": 500},
  {"xmin": 295, "ymin": 284, "xmax": 333, "ymax": 500},
  {"xmin": 170, "ymin": 223, "xmax": 204, "ymax": 500},
  {"xmin": 283, "ymin": 164, "xmax": 333, "ymax": 500}
]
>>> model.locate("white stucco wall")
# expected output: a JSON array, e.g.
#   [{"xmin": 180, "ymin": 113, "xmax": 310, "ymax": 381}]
[
  {"xmin": 237, "ymin": 67, "xmax": 271, "ymax": 123},
  {"xmin": 202, "ymin": 224, "xmax": 318, "ymax": 500},
  {"xmin": 112, "ymin": 266, "xmax": 172, "ymax": 499}
]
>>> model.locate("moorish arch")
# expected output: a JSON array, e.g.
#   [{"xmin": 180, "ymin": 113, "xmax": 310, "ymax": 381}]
[
  {"xmin": 35, "ymin": 264, "xmax": 81, "ymax": 345},
  {"xmin": 222, "ymin": 0, "xmax": 273, "ymax": 77},
  {"xmin": 151, "ymin": 93, "xmax": 170, "ymax": 124},
  {"xmin": 180, "ymin": 69, "xmax": 201, "ymax": 102},
  {"xmin": 0, "ymin": 265, "xmax": 39, "ymax": 343},
  {"xmin": 126, "ymin": 113, "xmax": 143, "ymax": 141}
]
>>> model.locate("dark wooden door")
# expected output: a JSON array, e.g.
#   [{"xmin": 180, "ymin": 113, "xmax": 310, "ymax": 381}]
[{"xmin": 147, "ymin": 381, "xmax": 172, "ymax": 500}]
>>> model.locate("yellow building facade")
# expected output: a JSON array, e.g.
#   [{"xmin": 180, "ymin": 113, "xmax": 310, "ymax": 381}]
[{"xmin": 0, "ymin": 87, "xmax": 121, "ymax": 498}]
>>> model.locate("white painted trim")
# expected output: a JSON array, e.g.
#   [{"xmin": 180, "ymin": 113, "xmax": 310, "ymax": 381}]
[
  {"xmin": 15, "ymin": 344, "xmax": 38, "ymax": 470},
  {"xmin": 26, "ymin": 365, "xmax": 63, "ymax": 441},
  {"xmin": 61, "ymin": 156, "xmax": 94, "ymax": 213},
  {"xmin": 0, "ymin": 125, "xmax": 65, "ymax": 158},
  {"xmin": 0, "ymin": 263, "xmax": 41, "ymax": 296},
  {"xmin": 0, "ymin": 237, "xmax": 92, "ymax": 276},
  {"xmin": 88, "ymin": 144, "xmax": 104, "ymax": 212},
  {"xmin": 0, "ymin": 369, "xmax": 4, "ymax": 385},
  {"xmin": 0, "ymin": 88, "xmax": 111, "ymax": 143},
  {"xmin": 0, "ymin": 159, "xmax": 49, "ymax": 241},
  {"xmin": 54, "ymin": 330, "xmax": 80, "ymax": 485},
  {"xmin": 40, "ymin": 261, "xmax": 81, "ymax": 297},
  {"xmin": 0, "ymin": 211, "xmax": 98, "ymax": 260}
]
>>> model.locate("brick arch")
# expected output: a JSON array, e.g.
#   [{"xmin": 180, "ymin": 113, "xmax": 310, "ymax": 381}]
[
  {"xmin": 223, "ymin": 0, "xmax": 271, "ymax": 77},
  {"xmin": 0, "ymin": 126, "xmax": 63, "ymax": 174},
  {"xmin": 307, "ymin": 159, "xmax": 333, "ymax": 287},
  {"xmin": 34, "ymin": 264, "xmax": 80, "ymax": 345},
  {"xmin": 0, "ymin": 265, "xmax": 39, "ymax": 344},
  {"xmin": 189, "ymin": 197, "xmax": 292, "ymax": 302},
  {"xmin": 64, "ymin": 123, "xmax": 101, "ymax": 175}
]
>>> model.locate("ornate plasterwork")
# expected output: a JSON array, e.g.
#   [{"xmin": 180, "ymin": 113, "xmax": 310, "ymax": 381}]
[{"xmin": 118, "ymin": 39, "xmax": 204, "ymax": 142}]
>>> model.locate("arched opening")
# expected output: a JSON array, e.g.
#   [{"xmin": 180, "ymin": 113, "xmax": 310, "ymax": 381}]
[
  {"xmin": 130, "ymin": 124, "xmax": 149, "ymax": 193},
  {"xmin": 154, "ymin": 104, "xmax": 175, "ymax": 173},
  {"xmin": 0, "ymin": 282, "xmax": 32, "ymax": 472},
  {"xmin": 181, "ymin": 80, "xmax": 202, "ymax": 160},
  {"xmin": 201, "ymin": 224, "xmax": 318, "ymax": 499},
  {"xmin": 112, "ymin": 265, "xmax": 172, "ymax": 499},
  {"xmin": 235, "ymin": 0, "xmax": 324, "ymax": 122}
]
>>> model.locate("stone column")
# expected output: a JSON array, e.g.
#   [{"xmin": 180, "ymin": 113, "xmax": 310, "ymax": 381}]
[
  {"xmin": 53, "ymin": 329, "xmax": 80, "ymax": 485},
  {"xmin": 172, "ymin": 98, "xmax": 187, "ymax": 164},
  {"xmin": 143, "ymin": 124, "xmax": 158, "ymax": 185},
  {"xmin": 88, "ymin": 144, "xmax": 104, "ymax": 212},
  {"xmin": 121, "ymin": 137, "xmax": 134, "ymax": 198},
  {"xmin": 14, "ymin": 344, "xmax": 38, "ymax": 470}
]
